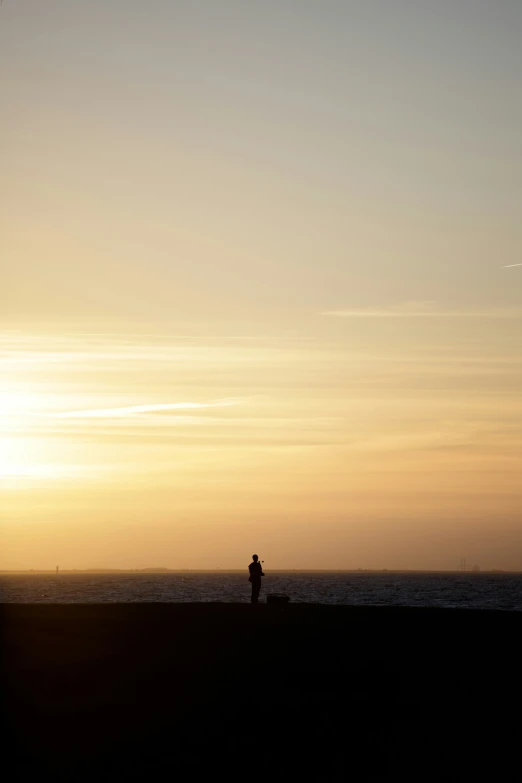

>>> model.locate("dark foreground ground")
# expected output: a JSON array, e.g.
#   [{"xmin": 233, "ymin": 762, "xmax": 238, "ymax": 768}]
[{"xmin": 1, "ymin": 604, "xmax": 521, "ymax": 781}]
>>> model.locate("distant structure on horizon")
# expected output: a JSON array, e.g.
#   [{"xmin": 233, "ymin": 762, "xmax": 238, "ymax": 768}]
[
  {"xmin": 472, "ymin": 564, "xmax": 481, "ymax": 572},
  {"xmin": 460, "ymin": 557, "xmax": 466, "ymax": 572},
  {"xmin": 56, "ymin": 565, "xmax": 59, "ymax": 575}
]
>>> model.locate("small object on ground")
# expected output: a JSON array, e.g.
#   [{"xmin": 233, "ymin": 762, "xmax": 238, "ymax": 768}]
[{"xmin": 266, "ymin": 593, "xmax": 290, "ymax": 606}]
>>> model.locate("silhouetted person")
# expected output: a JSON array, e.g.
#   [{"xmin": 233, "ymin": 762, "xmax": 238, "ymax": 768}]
[{"xmin": 248, "ymin": 554, "xmax": 264, "ymax": 604}]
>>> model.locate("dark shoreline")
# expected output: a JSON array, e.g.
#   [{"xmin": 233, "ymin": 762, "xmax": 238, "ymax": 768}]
[{"xmin": 2, "ymin": 603, "xmax": 521, "ymax": 781}]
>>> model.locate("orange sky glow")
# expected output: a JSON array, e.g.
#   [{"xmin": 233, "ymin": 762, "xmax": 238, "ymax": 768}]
[{"xmin": 2, "ymin": 1, "xmax": 522, "ymax": 570}]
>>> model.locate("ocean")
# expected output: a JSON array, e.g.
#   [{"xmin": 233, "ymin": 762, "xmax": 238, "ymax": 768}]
[{"xmin": 1, "ymin": 571, "xmax": 522, "ymax": 609}]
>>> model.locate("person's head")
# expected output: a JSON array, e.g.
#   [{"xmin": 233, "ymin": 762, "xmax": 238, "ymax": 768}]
[{"xmin": 252, "ymin": 554, "xmax": 258, "ymax": 562}]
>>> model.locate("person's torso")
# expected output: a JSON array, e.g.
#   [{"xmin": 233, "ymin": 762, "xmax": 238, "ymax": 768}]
[{"xmin": 249, "ymin": 562, "xmax": 262, "ymax": 579}]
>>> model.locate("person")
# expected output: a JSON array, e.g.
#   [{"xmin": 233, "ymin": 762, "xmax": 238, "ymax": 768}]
[{"xmin": 248, "ymin": 554, "xmax": 265, "ymax": 604}]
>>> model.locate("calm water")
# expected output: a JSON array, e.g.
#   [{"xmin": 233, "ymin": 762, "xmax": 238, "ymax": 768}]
[{"xmin": 1, "ymin": 572, "xmax": 522, "ymax": 609}]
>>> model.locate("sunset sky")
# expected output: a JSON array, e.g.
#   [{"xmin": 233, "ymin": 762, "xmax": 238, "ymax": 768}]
[{"xmin": 2, "ymin": 1, "xmax": 522, "ymax": 570}]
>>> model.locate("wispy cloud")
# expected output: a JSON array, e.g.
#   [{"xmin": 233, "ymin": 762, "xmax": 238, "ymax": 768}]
[
  {"xmin": 49, "ymin": 399, "xmax": 241, "ymax": 419},
  {"xmin": 321, "ymin": 302, "xmax": 522, "ymax": 318},
  {"xmin": 503, "ymin": 263, "xmax": 522, "ymax": 268}
]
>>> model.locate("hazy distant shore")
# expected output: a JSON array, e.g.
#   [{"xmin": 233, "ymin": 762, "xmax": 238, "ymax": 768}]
[{"xmin": 1, "ymin": 568, "xmax": 516, "ymax": 574}]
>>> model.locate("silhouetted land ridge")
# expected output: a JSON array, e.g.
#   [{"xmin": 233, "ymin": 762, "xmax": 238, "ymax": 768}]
[
  {"xmin": 1, "ymin": 568, "xmax": 517, "ymax": 574},
  {"xmin": 2, "ymin": 603, "xmax": 520, "ymax": 781}
]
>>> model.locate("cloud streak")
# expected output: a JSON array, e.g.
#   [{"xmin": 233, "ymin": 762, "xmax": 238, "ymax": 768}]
[
  {"xmin": 321, "ymin": 302, "xmax": 522, "ymax": 318},
  {"xmin": 503, "ymin": 263, "xmax": 522, "ymax": 268},
  {"xmin": 49, "ymin": 399, "xmax": 241, "ymax": 419}
]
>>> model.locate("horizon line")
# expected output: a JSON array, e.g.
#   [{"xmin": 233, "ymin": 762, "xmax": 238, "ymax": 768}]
[{"xmin": 1, "ymin": 567, "xmax": 515, "ymax": 574}]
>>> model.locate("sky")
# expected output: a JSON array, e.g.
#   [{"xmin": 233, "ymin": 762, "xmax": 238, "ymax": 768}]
[{"xmin": 1, "ymin": 0, "xmax": 522, "ymax": 570}]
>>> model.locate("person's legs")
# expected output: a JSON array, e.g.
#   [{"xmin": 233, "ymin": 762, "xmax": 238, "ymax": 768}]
[{"xmin": 251, "ymin": 580, "xmax": 260, "ymax": 603}]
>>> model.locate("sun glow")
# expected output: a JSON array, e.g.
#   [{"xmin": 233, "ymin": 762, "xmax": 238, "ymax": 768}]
[
  {"xmin": 0, "ymin": 390, "xmax": 61, "ymax": 481},
  {"xmin": 0, "ymin": 435, "xmax": 64, "ymax": 482}
]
